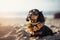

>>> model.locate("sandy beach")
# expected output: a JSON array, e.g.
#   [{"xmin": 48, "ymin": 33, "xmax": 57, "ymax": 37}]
[{"xmin": 0, "ymin": 18, "xmax": 60, "ymax": 40}]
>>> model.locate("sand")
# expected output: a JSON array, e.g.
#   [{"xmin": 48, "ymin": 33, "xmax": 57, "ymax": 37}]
[{"xmin": 0, "ymin": 19, "xmax": 60, "ymax": 40}]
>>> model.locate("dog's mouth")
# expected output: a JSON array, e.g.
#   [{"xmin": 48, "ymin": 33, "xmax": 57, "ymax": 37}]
[
  {"xmin": 31, "ymin": 15, "xmax": 38, "ymax": 23},
  {"xmin": 31, "ymin": 19, "xmax": 37, "ymax": 23}
]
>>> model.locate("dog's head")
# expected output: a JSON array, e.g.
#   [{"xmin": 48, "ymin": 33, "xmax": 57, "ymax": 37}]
[{"xmin": 26, "ymin": 9, "xmax": 45, "ymax": 23}]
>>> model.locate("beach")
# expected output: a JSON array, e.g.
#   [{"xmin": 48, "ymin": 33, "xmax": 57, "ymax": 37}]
[{"xmin": 0, "ymin": 18, "xmax": 60, "ymax": 40}]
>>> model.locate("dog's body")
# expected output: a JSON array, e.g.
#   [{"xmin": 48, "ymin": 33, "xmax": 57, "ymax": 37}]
[
  {"xmin": 26, "ymin": 21, "xmax": 53, "ymax": 37},
  {"xmin": 33, "ymin": 25, "xmax": 53, "ymax": 37},
  {"xmin": 26, "ymin": 9, "xmax": 53, "ymax": 37}
]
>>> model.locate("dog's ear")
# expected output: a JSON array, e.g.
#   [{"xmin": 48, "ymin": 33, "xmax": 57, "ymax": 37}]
[{"xmin": 37, "ymin": 11, "xmax": 45, "ymax": 23}]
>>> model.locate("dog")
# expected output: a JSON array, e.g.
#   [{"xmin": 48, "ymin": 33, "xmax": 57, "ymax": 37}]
[{"xmin": 26, "ymin": 9, "xmax": 54, "ymax": 38}]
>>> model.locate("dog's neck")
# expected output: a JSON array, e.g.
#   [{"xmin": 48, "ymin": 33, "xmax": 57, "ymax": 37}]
[{"xmin": 29, "ymin": 19, "xmax": 44, "ymax": 26}]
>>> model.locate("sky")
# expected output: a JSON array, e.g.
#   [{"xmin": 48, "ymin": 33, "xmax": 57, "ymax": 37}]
[{"xmin": 0, "ymin": 0, "xmax": 60, "ymax": 18}]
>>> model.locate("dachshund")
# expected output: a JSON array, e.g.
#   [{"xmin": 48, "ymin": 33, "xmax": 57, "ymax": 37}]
[{"xmin": 26, "ymin": 9, "xmax": 54, "ymax": 38}]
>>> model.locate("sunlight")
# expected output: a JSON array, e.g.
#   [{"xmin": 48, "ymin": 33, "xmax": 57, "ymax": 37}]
[{"xmin": 0, "ymin": 0, "xmax": 59, "ymax": 18}]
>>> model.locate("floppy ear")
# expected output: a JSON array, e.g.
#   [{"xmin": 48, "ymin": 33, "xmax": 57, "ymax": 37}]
[{"xmin": 37, "ymin": 12, "xmax": 45, "ymax": 23}]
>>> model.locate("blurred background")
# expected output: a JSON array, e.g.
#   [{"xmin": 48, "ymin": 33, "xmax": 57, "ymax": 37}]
[
  {"xmin": 0, "ymin": 0, "xmax": 60, "ymax": 25},
  {"xmin": 0, "ymin": 0, "xmax": 60, "ymax": 40}
]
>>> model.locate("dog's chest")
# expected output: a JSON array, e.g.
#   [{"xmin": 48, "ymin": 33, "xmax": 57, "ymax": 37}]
[
  {"xmin": 26, "ymin": 22, "xmax": 43, "ymax": 34},
  {"xmin": 30, "ymin": 23, "xmax": 43, "ymax": 31}
]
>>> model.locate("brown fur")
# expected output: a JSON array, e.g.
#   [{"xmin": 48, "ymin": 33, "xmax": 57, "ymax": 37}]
[{"xmin": 26, "ymin": 9, "xmax": 53, "ymax": 37}]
